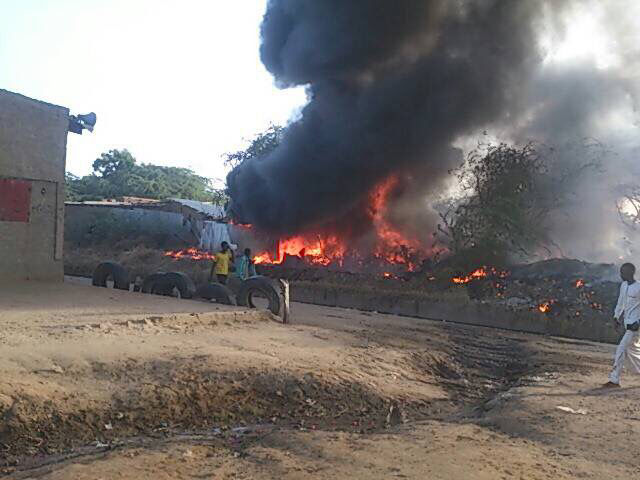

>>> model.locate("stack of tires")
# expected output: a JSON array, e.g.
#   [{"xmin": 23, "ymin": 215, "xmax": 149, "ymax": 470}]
[{"xmin": 92, "ymin": 263, "xmax": 283, "ymax": 316}]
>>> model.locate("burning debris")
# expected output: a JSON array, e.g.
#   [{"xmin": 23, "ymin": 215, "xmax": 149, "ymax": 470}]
[
  {"xmin": 538, "ymin": 302, "xmax": 553, "ymax": 314},
  {"xmin": 451, "ymin": 267, "xmax": 509, "ymax": 285},
  {"xmin": 253, "ymin": 235, "xmax": 345, "ymax": 267},
  {"xmin": 226, "ymin": 0, "xmax": 566, "ymax": 261},
  {"xmin": 164, "ymin": 247, "xmax": 215, "ymax": 261},
  {"xmin": 437, "ymin": 260, "xmax": 617, "ymax": 317}
]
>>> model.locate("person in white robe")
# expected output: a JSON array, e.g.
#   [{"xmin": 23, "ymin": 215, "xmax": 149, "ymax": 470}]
[{"xmin": 604, "ymin": 263, "xmax": 640, "ymax": 387}]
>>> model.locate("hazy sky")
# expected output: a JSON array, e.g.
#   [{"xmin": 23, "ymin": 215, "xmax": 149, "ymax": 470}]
[{"xmin": 0, "ymin": 0, "xmax": 306, "ymax": 183}]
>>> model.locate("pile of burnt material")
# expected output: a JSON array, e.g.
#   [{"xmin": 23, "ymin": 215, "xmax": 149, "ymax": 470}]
[
  {"xmin": 260, "ymin": 257, "xmax": 621, "ymax": 322},
  {"xmin": 448, "ymin": 259, "xmax": 619, "ymax": 321}
]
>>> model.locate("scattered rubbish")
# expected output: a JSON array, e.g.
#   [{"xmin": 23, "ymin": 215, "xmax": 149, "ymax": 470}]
[
  {"xmin": 183, "ymin": 449, "xmax": 194, "ymax": 459},
  {"xmin": 483, "ymin": 392, "xmax": 513, "ymax": 410},
  {"xmin": 386, "ymin": 402, "xmax": 406, "ymax": 427},
  {"xmin": 505, "ymin": 296, "xmax": 531, "ymax": 308},
  {"xmin": 104, "ymin": 422, "xmax": 113, "ymax": 430},
  {"xmin": 34, "ymin": 365, "xmax": 65, "ymax": 375},
  {"xmin": 556, "ymin": 406, "xmax": 588, "ymax": 415}
]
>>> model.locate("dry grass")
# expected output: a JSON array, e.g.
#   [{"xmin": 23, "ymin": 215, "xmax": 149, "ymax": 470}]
[{"xmin": 64, "ymin": 243, "xmax": 212, "ymax": 285}]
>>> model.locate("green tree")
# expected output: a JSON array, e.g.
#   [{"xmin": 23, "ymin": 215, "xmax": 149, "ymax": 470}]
[
  {"xmin": 93, "ymin": 149, "xmax": 136, "ymax": 178},
  {"xmin": 65, "ymin": 149, "xmax": 216, "ymax": 202},
  {"xmin": 437, "ymin": 142, "xmax": 600, "ymax": 267},
  {"xmin": 224, "ymin": 124, "xmax": 283, "ymax": 169}
]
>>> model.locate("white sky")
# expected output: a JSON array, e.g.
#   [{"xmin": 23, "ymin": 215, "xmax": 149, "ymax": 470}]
[{"xmin": 0, "ymin": 0, "xmax": 306, "ymax": 183}]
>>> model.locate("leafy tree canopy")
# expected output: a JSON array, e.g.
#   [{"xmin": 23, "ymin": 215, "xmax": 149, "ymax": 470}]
[
  {"xmin": 224, "ymin": 124, "xmax": 284, "ymax": 170},
  {"xmin": 65, "ymin": 149, "xmax": 225, "ymax": 203},
  {"xmin": 437, "ymin": 142, "xmax": 601, "ymax": 268}
]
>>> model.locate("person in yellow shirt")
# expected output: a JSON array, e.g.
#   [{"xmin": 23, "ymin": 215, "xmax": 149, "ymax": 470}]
[{"xmin": 209, "ymin": 241, "xmax": 234, "ymax": 284}]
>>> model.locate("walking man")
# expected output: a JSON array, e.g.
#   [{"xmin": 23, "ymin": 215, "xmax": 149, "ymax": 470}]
[{"xmin": 604, "ymin": 262, "xmax": 640, "ymax": 388}]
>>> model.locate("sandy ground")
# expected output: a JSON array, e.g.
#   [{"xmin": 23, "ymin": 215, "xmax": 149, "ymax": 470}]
[{"xmin": 1, "ymin": 281, "xmax": 639, "ymax": 479}]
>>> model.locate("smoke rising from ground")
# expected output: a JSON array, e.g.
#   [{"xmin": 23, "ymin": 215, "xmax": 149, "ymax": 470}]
[
  {"xmin": 227, "ymin": 0, "xmax": 640, "ymax": 263},
  {"xmin": 503, "ymin": 0, "xmax": 640, "ymax": 262},
  {"xmin": 228, "ymin": 0, "xmax": 552, "ymax": 231}
]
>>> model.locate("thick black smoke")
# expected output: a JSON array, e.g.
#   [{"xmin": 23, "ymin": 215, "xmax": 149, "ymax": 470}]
[{"xmin": 227, "ymin": 0, "xmax": 556, "ymax": 235}]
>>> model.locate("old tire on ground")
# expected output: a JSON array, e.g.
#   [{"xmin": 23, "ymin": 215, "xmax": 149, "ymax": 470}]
[
  {"xmin": 226, "ymin": 275, "xmax": 243, "ymax": 296},
  {"xmin": 92, "ymin": 262, "xmax": 130, "ymax": 290},
  {"xmin": 141, "ymin": 273, "xmax": 167, "ymax": 294},
  {"xmin": 153, "ymin": 272, "xmax": 196, "ymax": 299},
  {"xmin": 236, "ymin": 276, "xmax": 281, "ymax": 315},
  {"xmin": 196, "ymin": 283, "xmax": 234, "ymax": 305}
]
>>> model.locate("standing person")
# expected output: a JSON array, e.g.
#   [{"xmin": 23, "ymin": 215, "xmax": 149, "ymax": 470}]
[
  {"xmin": 604, "ymin": 262, "xmax": 640, "ymax": 388},
  {"xmin": 209, "ymin": 241, "xmax": 234, "ymax": 285},
  {"xmin": 236, "ymin": 248, "xmax": 257, "ymax": 280}
]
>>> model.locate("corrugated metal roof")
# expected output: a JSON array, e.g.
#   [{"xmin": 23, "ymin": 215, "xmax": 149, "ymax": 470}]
[{"xmin": 169, "ymin": 198, "xmax": 226, "ymax": 219}]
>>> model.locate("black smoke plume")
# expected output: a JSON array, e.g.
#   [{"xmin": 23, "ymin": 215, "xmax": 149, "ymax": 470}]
[
  {"xmin": 227, "ymin": 0, "xmax": 558, "ymax": 235},
  {"xmin": 226, "ymin": 0, "xmax": 640, "ymax": 264}
]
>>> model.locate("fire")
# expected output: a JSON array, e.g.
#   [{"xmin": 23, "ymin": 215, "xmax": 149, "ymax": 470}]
[
  {"xmin": 229, "ymin": 219, "xmax": 252, "ymax": 228},
  {"xmin": 164, "ymin": 247, "xmax": 215, "ymax": 261},
  {"xmin": 538, "ymin": 302, "xmax": 552, "ymax": 313},
  {"xmin": 452, "ymin": 267, "xmax": 489, "ymax": 284},
  {"xmin": 253, "ymin": 252, "xmax": 273, "ymax": 264},
  {"xmin": 253, "ymin": 235, "xmax": 346, "ymax": 266},
  {"xmin": 575, "ymin": 279, "xmax": 585, "ymax": 288},
  {"xmin": 537, "ymin": 299, "xmax": 558, "ymax": 314},
  {"xmin": 451, "ymin": 266, "xmax": 508, "ymax": 284},
  {"xmin": 245, "ymin": 175, "xmax": 437, "ymax": 270},
  {"xmin": 369, "ymin": 176, "xmax": 423, "ymax": 270}
]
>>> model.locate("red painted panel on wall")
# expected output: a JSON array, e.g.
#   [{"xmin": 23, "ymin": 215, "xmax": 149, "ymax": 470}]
[{"xmin": 0, "ymin": 178, "xmax": 31, "ymax": 222}]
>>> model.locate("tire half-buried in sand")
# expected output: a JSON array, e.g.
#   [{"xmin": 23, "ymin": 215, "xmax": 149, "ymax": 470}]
[
  {"xmin": 236, "ymin": 276, "xmax": 282, "ymax": 315},
  {"xmin": 152, "ymin": 272, "xmax": 196, "ymax": 299},
  {"xmin": 196, "ymin": 282, "xmax": 235, "ymax": 305},
  {"xmin": 92, "ymin": 261, "xmax": 130, "ymax": 290},
  {"xmin": 141, "ymin": 272, "xmax": 167, "ymax": 294}
]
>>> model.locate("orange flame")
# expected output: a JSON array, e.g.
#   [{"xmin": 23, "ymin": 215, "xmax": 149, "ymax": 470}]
[
  {"xmin": 247, "ymin": 175, "xmax": 438, "ymax": 269},
  {"xmin": 452, "ymin": 267, "xmax": 489, "ymax": 284},
  {"xmin": 229, "ymin": 219, "xmax": 253, "ymax": 228},
  {"xmin": 253, "ymin": 252, "xmax": 274, "ymax": 264},
  {"xmin": 164, "ymin": 247, "xmax": 215, "ymax": 261},
  {"xmin": 368, "ymin": 176, "xmax": 422, "ymax": 270},
  {"xmin": 253, "ymin": 235, "xmax": 345, "ymax": 266},
  {"xmin": 451, "ymin": 266, "xmax": 509, "ymax": 284},
  {"xmin": 538, "ymin": 302, "xmax": 552, "ymax": 313}
]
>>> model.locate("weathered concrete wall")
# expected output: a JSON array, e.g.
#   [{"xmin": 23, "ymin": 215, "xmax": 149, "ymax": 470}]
[
  {"xmin": 291, "ymin": 283, "xmax": 620, "ymax": 344},
  {"xmin": 0, "ymin": 89, "xmax": 69, "ymax": 281},
  {"xmin": 64, "ymin": 204, "xmax": 195, "ymax": 245}
]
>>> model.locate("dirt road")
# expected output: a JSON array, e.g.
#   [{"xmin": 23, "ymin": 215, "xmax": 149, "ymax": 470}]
[{"xmin": 1, "ymin": 282, "xmax": 638, "ymax": 478}]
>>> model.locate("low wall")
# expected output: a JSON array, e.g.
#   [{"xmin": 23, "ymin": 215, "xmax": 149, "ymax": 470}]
[
  {"xmin": 65, "ymin": 204, "xmax": 195, "ymax": 245},
  {"xmin": 291, "ymin": 283, "xmax": 620, "ymax": 344}
]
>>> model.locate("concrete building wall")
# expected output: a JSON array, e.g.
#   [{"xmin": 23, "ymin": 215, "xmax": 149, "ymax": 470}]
[
  {"xmin": 0, "ymin": 89, "xmax": 69, "ymax": 281},
  {"xmin": 64, "ymin": 204, "xmax": 195, "ymax": 245}
]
